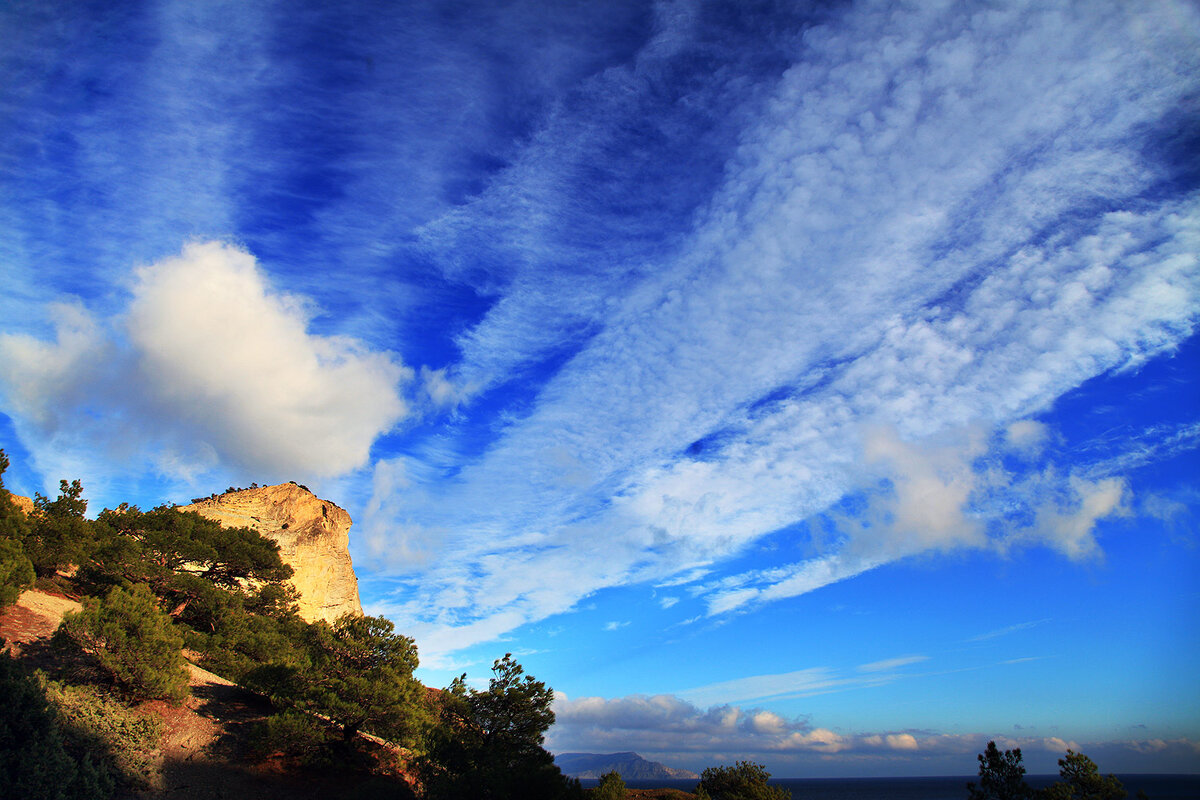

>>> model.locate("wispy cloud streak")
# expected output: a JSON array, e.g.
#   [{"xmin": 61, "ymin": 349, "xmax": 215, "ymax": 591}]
[{"xmin": 362, "ymin": 0, "xmax": 1200, "ymax": 657}]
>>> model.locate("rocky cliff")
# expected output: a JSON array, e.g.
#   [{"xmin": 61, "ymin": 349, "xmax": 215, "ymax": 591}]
[
  {"xmin": 11, "ymin": 494, "xmax": 33, "ymax": 515},
  {"xmin": 181, "ymin": 483, "xmax": 362, "ymax": 624}
]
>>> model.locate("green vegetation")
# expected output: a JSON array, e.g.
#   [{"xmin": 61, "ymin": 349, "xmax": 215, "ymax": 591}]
[
  {"xmin": 594, "ymin": 770, "xmax": 628, "ymax": 800},
  {"xmin": 0, "ymin": 450, "xmax": 582, "ymax": 799},
  {"xmin": 1041, "ymin": 750, "xmax": 1128, "ymax": 800},
  {"xmin": 41, "ymin": 675, "xmax": 162, "ymax": 789},
  {"xmin": 58, "ymin": 582, "xmax": 191, "ymax": 703},
  {"xmin": 695, "ymin": 761, "xmax": 790, "ymax": 800},
  {"xmin": 0, "ymin": 535, "xmax": 34, "ymax": 607},
  {"xmin": 421, "ymin": 653, "xmax": 582, "ymax": 800},
  {"xmin": 0, "ymin": 451, "xmax": 35, "ymax": 606},
  {"xmin": 968, "ymin": 741, "xmax": 1035, "ymax": 800},
  {"xmin": 968, "ymin": 742, "xmax": 1130, "ymax": 800},
  {"xmin": 0, "ymin": 656, "xmax": 116, "ymax": 800}
]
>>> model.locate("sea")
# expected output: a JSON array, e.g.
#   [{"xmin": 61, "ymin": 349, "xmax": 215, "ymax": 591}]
[{"xmin": 586, "ymin": 775, "xmax": 1200, "ymax": 799}]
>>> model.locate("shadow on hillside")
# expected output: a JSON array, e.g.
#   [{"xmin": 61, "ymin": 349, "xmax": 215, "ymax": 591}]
[
  {"xmin": 154, "ymin": 758, "xmax": 415, "ymax": 800},
  {"xmin": 187, "ymin": 679, "xmax": 275, "ymax": 758},
  {"xmin": 159, "ymin": 681, "xmax": 417, "ymax": 800}
]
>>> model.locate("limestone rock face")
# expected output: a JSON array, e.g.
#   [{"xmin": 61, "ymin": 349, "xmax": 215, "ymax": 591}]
[
  {"xmin": 11, "ymin": 494, "xmax": 34, "ymax": 515},
  {"xmin": 181, "ymin": 483, "xmax": 362, "ymax": 624}
]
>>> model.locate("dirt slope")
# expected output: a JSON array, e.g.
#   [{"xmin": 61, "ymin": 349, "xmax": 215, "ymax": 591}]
[{"xmin": 1, "ymin": 589, "xmax": 410, "ymax": 799}]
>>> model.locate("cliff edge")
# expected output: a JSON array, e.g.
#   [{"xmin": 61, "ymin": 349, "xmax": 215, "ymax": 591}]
[
  {"xmin": 11, "ymin": 493, "xmax": 33, "ymax": 516},
  {"xmin": 181, "ymin": 483, "xmax": 362, "ymax": 624}
]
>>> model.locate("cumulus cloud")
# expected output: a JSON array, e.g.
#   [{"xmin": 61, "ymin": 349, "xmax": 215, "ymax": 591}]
[
  {"xmin": 548, "ymin": 691, "xmax": 1198, "ymax": 771},
  {"xmin": 1006, "ymin": 420, "xmax": 1050, "ymax": 458},
  {"xmin": 0, "ymin": 241, "xmax": 409, "ymax": 498},
  {"xmin": 1028, "ymin": 475, "xmax": 1129, "ymax": 561}
]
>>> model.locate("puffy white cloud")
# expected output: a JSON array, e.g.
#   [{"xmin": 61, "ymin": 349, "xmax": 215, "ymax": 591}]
[
  {"xmin": 1006, "ymin": 420, "xmax": 1050, "ymax": 457},
  {"xmin": 0, "ymin": 241, "xmax": 410, "ymax": 499},
  {"xmin": 1031, "ymin": 475, "xmax": 1128, "ymax": 561},
  {"xmin": 126, "ymin": 241, "xmax": 410, "ymax": 476},
  {"xmin": 549, "ymin": 690, "xmax": 1200, "ymax": 770}
]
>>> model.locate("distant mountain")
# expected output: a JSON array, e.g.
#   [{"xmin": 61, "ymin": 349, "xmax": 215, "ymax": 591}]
[{"xmin": 554, "ymin": 751, "xmax": 699, "ymax": 780}]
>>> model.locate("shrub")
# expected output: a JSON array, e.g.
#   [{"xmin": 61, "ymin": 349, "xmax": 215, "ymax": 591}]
[
  {"xmin": 0, "ymin": 656, "xmax": 114, "ymax": 800},
  {"xmin": 58, "ymin": 583, "xmax": 190, "ymax": 703},
  {"xmin": 41, "ymin": 676, "xmax": 162, "ymax": 789}
]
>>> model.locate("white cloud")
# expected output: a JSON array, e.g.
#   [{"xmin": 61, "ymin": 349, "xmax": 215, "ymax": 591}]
[
  {"xmin": 364, "ymin": 0, "xmax": 1200, "ymax": 657},
  {"xmin": 1029, "ymin": 475, "xmax": 1129, "ymax": 561},
  {"xmin": 126, "ymin": 241, "xmax": 410, "ymax": 476},
  {"xmin": 0, "ymin": 241, "xmax": 410, "ymax": 499},
  {"xmin": 969, "ymin": 619, "xmax": 1052, "ymax": 642},
  {"xmin": 679, "ymin": 668, "xmax": 845, "ymax": 707},
  {"xmin": 857, "ymin": 655, "xmax": 929, "ymax": 673},
  {"xmin": 1006, "ymin": 420, "xmax": 1050, "ymax": 458},
  {"xmin": 549, "ymin": 691, "xmax": 1200, "ymax": 770}
]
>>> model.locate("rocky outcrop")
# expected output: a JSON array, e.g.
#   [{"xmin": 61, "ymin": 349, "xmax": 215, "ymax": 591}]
[
  {"xmin": 181, "ymin": 483, "xmax": 362, "ymax": 624},
  {"xmin": 10, "ymin": 494, "xmax": 33, "ymax": 515},
  {"xmin": 554, "ymin": 752, "xmax": 700, "ymax": 780}
]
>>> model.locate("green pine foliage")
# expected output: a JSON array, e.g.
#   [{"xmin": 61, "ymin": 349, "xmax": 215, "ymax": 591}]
[
  {"xmin": 1040, "ymin": 750, "xmax": 1127, "ymax": 800},
  {"xmin": 0, "ymin": 535, "xmax": 35, "ymax": 607},
  {"xmin": 0, "ymin": 450, "xmax": 36, "ymax": 606},
  {"xmin": 246, "ymin": 708, "xmax": 335, "ymax": 765},
  {"xmin": 967, "ymin": 741, "xmax": 1035, "ymax": 800},
  {"xmin": 82, "ymin": 503, "xmax": 292, "ymax": 599},
  {"xmin": 245, "ymin": 612, "xmax": 430, "ymax": 748},
  {"xmin": 58, "ymin": 582, "xmax": 190, "ymax": 703},
  {"xmin": 28, "ymin": 479, "xmax": 94, "ymax": 577},
  {"xmin": 421, "ymin": 654, "xmax": 582, "ymax": 800}
]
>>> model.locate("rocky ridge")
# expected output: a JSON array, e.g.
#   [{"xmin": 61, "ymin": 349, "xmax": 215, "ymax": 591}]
[
  {"xmin": 554, "ymin": 751, "xmax": 699, "ymax": 780},
  {"xmin": 11, "ymin": 493, "xmax": 33, "ymax": 516},
  {"xmin": 181, "ymin": 483, "xmax": 362, "ymax": 624}
]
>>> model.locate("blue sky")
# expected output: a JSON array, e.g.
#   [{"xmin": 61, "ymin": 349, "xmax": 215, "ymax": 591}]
[{"xmin": 1, "ymin": 0, "xmax": 1198, "ymax": 778}]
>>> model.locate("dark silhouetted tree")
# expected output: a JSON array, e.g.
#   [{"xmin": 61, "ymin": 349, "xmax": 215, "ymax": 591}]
[
  {"xmin": 422, "ymin": 653, "xmax": 581, "ymax": 800},
  {"xmin": 1040, "ymin": 750, "xmax": 1127, "ymax": 800},
  {"xmin": 27, "ymin": 479, "xmax": 93, "ymax": 577},
  {"xmin": 967, "ymin": 741, "xmax": 1035, "ymax": 800}
]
